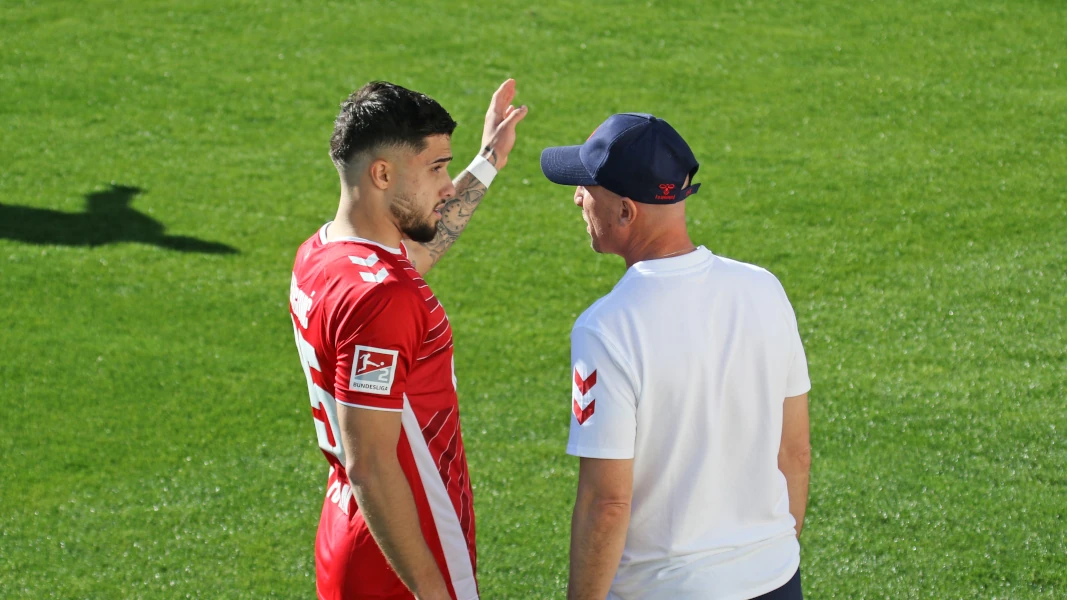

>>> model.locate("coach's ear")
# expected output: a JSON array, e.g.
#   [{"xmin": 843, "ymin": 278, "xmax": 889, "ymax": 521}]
[
  {"xmin": 618, "ymin": 197, "xmax": 638, "ymax": 228},
  {"xmin": 368, "ymin": 157, "xmax": 394, "ymax": 191}
]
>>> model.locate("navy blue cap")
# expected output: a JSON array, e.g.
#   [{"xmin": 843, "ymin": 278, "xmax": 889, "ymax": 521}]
[{"xmin": 540, "ymin": 113, "xmax": 700, "ymax": 204}]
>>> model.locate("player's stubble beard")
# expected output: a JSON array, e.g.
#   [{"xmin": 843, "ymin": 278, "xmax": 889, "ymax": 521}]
[{"xmin": 390, "ymin": 191, "xmax": 438, "ymax": 243}]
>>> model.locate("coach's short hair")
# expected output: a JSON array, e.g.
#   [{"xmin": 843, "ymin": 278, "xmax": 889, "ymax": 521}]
[{"xmin": 329, "ymin": 81, "xmax": 457, "ymax": 172}]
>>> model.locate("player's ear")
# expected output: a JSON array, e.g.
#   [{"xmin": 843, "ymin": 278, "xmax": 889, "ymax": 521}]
[{"xmin": 368, "ymin": 158, "xmax": 393, "ymax": 191}]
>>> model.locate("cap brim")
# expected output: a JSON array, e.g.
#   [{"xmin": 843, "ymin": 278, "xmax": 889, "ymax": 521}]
[{"xmin": 540, "ymin": 145, "xmax": 598, "ymax": 186}]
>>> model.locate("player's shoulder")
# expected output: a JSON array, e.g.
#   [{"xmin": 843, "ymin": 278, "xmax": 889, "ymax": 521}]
[
  {"xmin": 324, "ymin": 245, "xmax": 414, "ymax": 288},
  {"xmin": 314, "ymin": 245, "xmax": 421, "ymax": 312}
]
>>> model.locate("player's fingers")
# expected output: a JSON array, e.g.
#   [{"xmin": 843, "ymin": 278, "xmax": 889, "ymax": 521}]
[
  {"xmin": 504, "ymin": 105, "xmax": 516, "ymax": 118},
  {"xmin": 502, "ymin": 104, "xmax": 528, "ymax": 128},
  {"xmin": 490, "ymin": 79, "xmax": 516, "ymax": 115}
]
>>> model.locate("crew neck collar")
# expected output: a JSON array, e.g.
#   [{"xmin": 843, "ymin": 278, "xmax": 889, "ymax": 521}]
[
  {"xmin": 629, "ymin": 246, "xmax": 713, "ymax": 274},
  {"xmin": 318, "ymin": 222, "xmax": 404, "ymax": 255}
]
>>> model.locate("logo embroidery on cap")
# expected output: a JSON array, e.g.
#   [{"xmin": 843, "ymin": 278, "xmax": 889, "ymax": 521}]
[
  {"xmin": 350, "ymin": 346, "xmax": 399, "ymax": 395},
  {"xmin": 573, "ymin": 368, "xmax": 598, "ymax": 425},
  {"xmin": 655, "ymin": 183, "xmax": 677, "ymax": 201}
]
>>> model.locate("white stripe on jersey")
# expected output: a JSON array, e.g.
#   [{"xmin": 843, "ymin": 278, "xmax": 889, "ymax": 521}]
[
  {"xmin": 425, "ymin": 327, "xmax": 451, "ymax": 344},
  {"xmin": 401, "ymin": 396, "xmax": 478, "ymax": 600}
]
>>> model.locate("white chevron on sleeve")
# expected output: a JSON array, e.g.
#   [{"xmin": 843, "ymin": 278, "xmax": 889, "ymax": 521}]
[
  {"xmin": 359, "ymin": 268, "xmax": 389, "ymax": 284},
  {"xmin": 349, "ymin": 253, "xmax": 380, "ymax": 268}
]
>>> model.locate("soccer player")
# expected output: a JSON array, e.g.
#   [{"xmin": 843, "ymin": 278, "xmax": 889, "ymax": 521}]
[
  {"xmin": 289, "ymin": 80, "xmax": 527, "ymax": 600},
  {"xmin": 541, "ymin": 113, "xmax": 812, "ymax": 599}
]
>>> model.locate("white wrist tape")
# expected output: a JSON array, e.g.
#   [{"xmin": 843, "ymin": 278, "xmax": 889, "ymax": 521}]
[{"xmin": 466, "ymin": 154, "xmax": 498, "ymax": 187}]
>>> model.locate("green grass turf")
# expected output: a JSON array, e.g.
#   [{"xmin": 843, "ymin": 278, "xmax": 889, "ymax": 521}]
[{"xmin": 2, "ymin": 0, "xmax": 1065, "ymax": 597}]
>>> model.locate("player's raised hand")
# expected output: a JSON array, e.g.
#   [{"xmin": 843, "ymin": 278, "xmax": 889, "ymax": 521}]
[{"xmin": 480, "ymin": 78, "xmax": 528, "ymax": 170}]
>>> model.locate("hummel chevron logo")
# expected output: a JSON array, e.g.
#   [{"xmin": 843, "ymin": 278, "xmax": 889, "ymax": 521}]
[
  {"xmin": 574, "ymin": 368, "xmax": 597, "ymax": 396},
  {"xmin": 349, "ymin": 254, "xmax": 388, "ymax": 284},
  {"xmin": 573, "ymin": 368, "xmax": 597, "ymax": 425},
  {"xmin": 573, "ymin": 398, "xmax": 595, "ymax": 425},
  {"xmin": 359, "ymin": 269, "xmax": 388, "ymax": 284},
  {"xmin": 349, "ymin": 254, "xmax": 380, "ymax": 268}
]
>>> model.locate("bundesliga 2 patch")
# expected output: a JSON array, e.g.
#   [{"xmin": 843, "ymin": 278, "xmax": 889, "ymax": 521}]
[{"xmin": 350, "ymin": 346, "xmax": 399, "ymax": 395}]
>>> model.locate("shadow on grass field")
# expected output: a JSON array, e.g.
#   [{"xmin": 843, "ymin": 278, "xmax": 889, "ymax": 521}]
[{"xmin": 0, "ymin": 184, "xmax": 238, "ymax": 254}]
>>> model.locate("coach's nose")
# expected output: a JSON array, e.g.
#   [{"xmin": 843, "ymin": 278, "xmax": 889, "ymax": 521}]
[{"xmin": 573, "ymin": 186, "xmax": 585, "ymax": 207}]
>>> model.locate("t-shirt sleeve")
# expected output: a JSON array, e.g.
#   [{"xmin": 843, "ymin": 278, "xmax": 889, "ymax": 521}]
[
  {"xmin": 332, "ymin": 282, "xmax": 424, "ymax": 411},
  {"xmin": 782, "ymin": 290, "xmax": 811, "ymax": 398},
  {"xmin": 567, "ymin": 325, "xmax": 638, "ymax": 460}
]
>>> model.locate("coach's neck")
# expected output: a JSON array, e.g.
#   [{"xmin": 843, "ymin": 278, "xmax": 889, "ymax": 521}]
[{"xmin": 617, "ymin": 200, "xmax": 695, "ymax": 269}]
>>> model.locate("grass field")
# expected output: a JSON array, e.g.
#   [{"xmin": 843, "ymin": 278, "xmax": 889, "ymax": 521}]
[{"xmin": 2, "ymin": 0, "xmax": 1065, "ymax": 597}]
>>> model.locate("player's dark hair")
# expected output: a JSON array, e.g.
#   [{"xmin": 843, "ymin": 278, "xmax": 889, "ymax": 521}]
[{"xmin": 329, "ymin": 81, "xmax": 457, "ymax": 171}]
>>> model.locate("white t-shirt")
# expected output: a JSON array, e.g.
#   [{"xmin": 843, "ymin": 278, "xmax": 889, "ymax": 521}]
[{"xmin": 567, "ymin": 246, "xmax": 810, "ymax": 600}]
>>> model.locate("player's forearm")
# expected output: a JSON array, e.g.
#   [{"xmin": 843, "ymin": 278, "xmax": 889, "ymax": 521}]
[
  {"xmin": 779, "ymin": 451, "xmax": 811, "ymax": 536},
  {"xmin": 348, "ymin": 458, "xmax": 450, "ymax": 600},
  {"xmin": 567, "ymin": 498, "xmax": 630, "ymax": 600}
]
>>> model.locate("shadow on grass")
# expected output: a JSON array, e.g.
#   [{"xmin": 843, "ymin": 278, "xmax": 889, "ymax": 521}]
[{"xmin": 0, "ymin": 184, "xmax": 238, "ymax": 254}]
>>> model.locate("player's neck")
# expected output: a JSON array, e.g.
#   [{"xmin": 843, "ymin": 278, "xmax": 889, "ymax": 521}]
[{"xmin": 328, "ymin": 188, "xmax": 403, "ymax": 248}]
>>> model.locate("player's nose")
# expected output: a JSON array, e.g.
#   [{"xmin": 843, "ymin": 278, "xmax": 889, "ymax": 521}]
[
  {"xmin": 573, "ymin": 187, "xmax": 584, "ymax": 207},
  {"xmin": 444, "ymin": 180, "xmax": 457, "ymax": 199}
]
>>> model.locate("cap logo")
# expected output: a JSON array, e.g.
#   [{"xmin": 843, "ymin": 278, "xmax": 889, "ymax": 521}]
[{"xmin": 655, "ymin": 183, "xmax": 677, "ymax": 201}]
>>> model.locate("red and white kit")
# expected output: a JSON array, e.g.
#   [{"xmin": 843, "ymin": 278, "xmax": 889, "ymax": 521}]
[{"xmin": 289, "ymin": 224, "xmax": 477, "ymax": 600}]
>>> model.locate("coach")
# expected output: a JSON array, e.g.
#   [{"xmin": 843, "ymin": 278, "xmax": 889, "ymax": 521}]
[{"xmin": 540, "ymin": 114, "xmax": 812, "ymax": 600}]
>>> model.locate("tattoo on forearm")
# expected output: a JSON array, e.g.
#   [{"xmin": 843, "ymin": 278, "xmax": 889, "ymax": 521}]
[{"xmin": 421, "ymin": 172, "xmax": 488, "ymax": 269}]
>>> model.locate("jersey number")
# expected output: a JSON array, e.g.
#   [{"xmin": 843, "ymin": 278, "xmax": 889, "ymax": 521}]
[{"xmin": 294, "ymin": 326, "xmax": 346, "ymax": 465}]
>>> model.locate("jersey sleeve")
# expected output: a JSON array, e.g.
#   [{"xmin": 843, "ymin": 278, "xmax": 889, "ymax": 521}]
[
  {"xmin": 567, "ymin": 325, "xmax": 639, "ymax": 460},
  {"xmin": 332, "ymin": 282, "xmax": 424, "ymax": 411},
  {"xmin": 782, "ymin": 290, "xmax": 811, "ymax": 398}
]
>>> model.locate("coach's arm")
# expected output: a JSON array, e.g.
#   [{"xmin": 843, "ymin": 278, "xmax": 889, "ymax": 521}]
[
  {"xmin": 337, "ymin": 405, "xmax": 451, "ymax": 600},
  {"xmin": 779, "ymin": 392, "xmax": 811, "ymax": 537},
  {"xmin": 407, "ymin": 78, "xmax": 527, "ymax": 276},
  {"xmin": 568, "ymin": 457, "xmax": 633, "ymax": 600}
]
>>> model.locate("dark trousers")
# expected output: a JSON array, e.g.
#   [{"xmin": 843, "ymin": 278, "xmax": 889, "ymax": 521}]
[{"xmin": 751, "ymin": 568, "xmax": 802, "ymax": 600}]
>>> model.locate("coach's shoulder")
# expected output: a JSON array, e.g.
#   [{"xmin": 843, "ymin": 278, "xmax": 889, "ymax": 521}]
[
  {"xmin": 571, "ymin": 292, "xmax": 637, "ymax": 352},
  {"xmin": 715, "ymin": 254, "xmax": 785, "ymax": 286},
  {"xmin": 573, "ymin": 289, "xmax": 622, "ymax": 328},
  {"xmin": 715, "ymin": 254, "xmax": 769, "ymax": 275}
]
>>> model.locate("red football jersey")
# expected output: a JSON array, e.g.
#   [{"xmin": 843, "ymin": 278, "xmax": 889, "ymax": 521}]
[{"xmin": 289, "ymin": 224, "xmax": 477, "ymax": 600}]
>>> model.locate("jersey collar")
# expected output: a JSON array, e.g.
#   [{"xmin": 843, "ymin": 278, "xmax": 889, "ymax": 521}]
[{"xmin": 318, "ymin": 222, "xmax": 406, "ymax": 256}]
